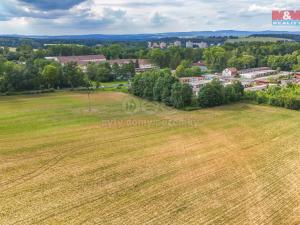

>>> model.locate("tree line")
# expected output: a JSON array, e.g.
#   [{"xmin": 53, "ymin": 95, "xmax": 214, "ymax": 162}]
[
  {"xmin": 0, "ymin": 59, "xmax": 87, "ymax": 92},
  {"xmin": 0, "ymin": 44, "xmax": 147, "ymax": 61},
  {"xmin": 0, "ymin": 57, "xmax": 136, "ymax": 93},
  {"xmin": 203, "ymin": 42, "xmax": 300, "ymax": 72}
]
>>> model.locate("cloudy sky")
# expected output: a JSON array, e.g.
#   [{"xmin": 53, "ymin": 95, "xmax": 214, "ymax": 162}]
[{"xmin": 0, "ymin": 0, "xmax": 300, "ymax": 35}]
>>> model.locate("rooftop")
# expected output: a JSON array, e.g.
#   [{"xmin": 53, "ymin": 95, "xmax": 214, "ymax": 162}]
[
  {"xmin": 57, "ymin": 55, "xmax": 106, "ymax": 65},
  {"xmin": 240, "ymin": 69, "xmax": 277, "ymax": 77},
  {"xmin": 107, "ymin": 59, "xmax": 152, "ymax": 67}
]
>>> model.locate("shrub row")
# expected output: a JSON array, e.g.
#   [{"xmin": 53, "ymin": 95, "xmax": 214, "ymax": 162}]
[
  {"xmin": 1, "ymin": 88, "xmax": 55, "ymax": 96},
  {"xmin": 244, "ymin": 84, "xmax": 300, "ymax": 110}
]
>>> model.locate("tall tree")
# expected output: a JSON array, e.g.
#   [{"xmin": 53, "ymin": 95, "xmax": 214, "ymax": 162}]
[
  {"xmin": 198, "ymin": 80, "xmax": 225, "ymax": 108},
  {"xmin": 42, "ymin": 64, "xmax": 60, "ymax": 88}
]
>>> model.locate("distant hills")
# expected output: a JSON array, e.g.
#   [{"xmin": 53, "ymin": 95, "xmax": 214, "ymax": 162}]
[{"xmin": 2, "ymin": 30, "xmax": 300, "ymax": 41}]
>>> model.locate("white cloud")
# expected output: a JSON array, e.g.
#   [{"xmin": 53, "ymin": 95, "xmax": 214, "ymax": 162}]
[
  {"xmin": 1, "ymin": 0, "xmax": 300, "ymax": 34},
  {"xmin": 248, "ymin": 4, "xmax": 270, "ymax": 13}
]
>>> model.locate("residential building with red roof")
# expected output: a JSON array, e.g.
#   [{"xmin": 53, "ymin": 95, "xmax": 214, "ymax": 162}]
[{"xmin": 222, "ymin": 68, "xmax": 238, "ymax": 77}]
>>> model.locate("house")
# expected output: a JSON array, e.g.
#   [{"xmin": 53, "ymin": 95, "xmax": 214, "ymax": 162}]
[
  {"xmin": 193, "ymin": 61, "xmax": 208, "ymax": 72},
  {"xmin": 148, "ymin": 41, "xmax": 167, "ymax": 49},
  {"xmin": 137, "ymin": 59, "xmax": 156, "ymax": 72},
  {"xmin": 198, "ymin": 42, "xmax": 208, "ymax": 49},
  {"xmin": 179, "ymin": 77, "xmax": 210, "ymax": 95},
  {"xmin": 174, "ymin": 41, "xmax": 181, "ymax": 47},
  {"xmin": 222, "ymin": 68, "xmax": 238, "ymax": 77},
  {"xmin": 186, "ymin": 41, "xmax": 193, "ymax": 48},
  {"xmin": 295, "ymin": 72, "xmax": 300, "ymax": 79},
  {"xmin": 191, "ymin": 80, "xmax": 211, "ymax": 96},
  {"xmin": 159, "ymin": 42, "xmax": 167, "ymax": 49},
  {"xmin": 179, "ymin": 76, "xmax": 205, "ymax": 84},
  {"xmin": 194, "ymin": 42, "xmax": 208, "ymax": 49}
]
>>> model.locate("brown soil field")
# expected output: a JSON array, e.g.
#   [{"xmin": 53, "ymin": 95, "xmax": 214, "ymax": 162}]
[{"xmin": 0, "ymin": 91, "xmax": 299, "ymax": 224}]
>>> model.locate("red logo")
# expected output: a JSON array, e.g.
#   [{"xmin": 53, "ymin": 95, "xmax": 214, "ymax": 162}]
[{"xmin": 272, "ymin": 10, "xmax": 300, "ymax": 20}]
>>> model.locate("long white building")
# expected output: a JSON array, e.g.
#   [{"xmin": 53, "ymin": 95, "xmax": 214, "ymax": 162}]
[{"xmin": 239, "ymin": 67, "xmax": 277, "ymax": 79}]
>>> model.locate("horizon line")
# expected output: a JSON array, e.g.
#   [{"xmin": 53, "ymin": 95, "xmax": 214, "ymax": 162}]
[{"xmin": 0, "ymin": 29, "xmax": 299, "ymax": 37}]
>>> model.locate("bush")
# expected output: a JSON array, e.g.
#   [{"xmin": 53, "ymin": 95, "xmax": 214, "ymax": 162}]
[
  {"xmin": 198, "ymin": 80, "xmax": 225, "ymax": 108},
  {"xmin": 243, "ymin": 91, "xmax": 256, "ymax": 101},
  {"xmin": 256, "ymin": 92, "xmax": 268, "ymax": 104},
  {"xmin": 170, "ymin": 82, "xmax": 193, "ymax": 109},
  {"xmin": 269, "ymin": 96, "xmax": 284, "ymax": 107},
  {"xmin": 284, "ymin": 97, "xmax": 300, "ymax": 110},
  {"xmin": 248, "ymin": 84, "xmax": 300, "ymax": 110}
]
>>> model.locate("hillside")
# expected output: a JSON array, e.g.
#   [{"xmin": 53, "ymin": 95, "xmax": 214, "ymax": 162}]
[
  {"xmin": 2, "ymin": 30, "xmax": 300, "ymax": 41},
  {"xmin": 0, "ymin": 92, "xmax": 299, "ymax": 224},
  {"xmin": 2, "ymin": 30, "xmax": 300, "ymax": 47}
]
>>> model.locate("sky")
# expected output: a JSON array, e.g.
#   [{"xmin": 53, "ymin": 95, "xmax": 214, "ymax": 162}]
[{"xmin": 0, "ymin": 0, "xmax": 300, "ymax": 35}]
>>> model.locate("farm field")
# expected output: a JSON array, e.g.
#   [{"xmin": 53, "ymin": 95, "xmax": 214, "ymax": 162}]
[{"xmin": 0, "ymin": 91, "xmax": 299, "ymax": 225}]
